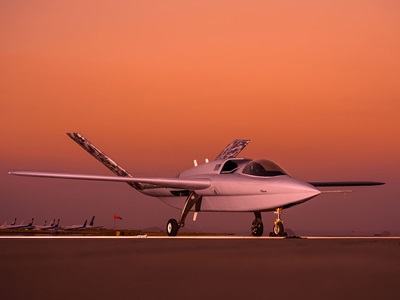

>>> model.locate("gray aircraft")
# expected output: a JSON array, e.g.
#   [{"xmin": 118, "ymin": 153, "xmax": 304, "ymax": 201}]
[
  {"xmin": 86, "ymin": 216, "xmax": 103, "ymax": 230},
  {"xmin": 9, "ymin": 133, "xmax": 383, "ymax": 236},
  {"xmin": 34, "ymin": 219, "xmax": 51, "ymax": 230},
  {"xmin": 0, "ymin": 218, "xmax": 17, "ymax": 229},
  {"xmin": 0, "ymin": 218, "xmax": 34, "ymax": 230},
  {"xmin": 35, "ymin": 219, "xmax": 60, "ymax": 230},
  {"xmin": 62, "ymin": 219, "xmax": 87, "ymax": 231}
]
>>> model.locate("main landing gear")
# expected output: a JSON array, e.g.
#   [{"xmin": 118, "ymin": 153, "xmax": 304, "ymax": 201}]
[
  {"xmin": 166, "ymin": 192, "xmax": 202, "ymax": 236},
  {"xmin": 251, "ymin": 212, "xmax": 263, "ymax": 236},
  {"xmin": 251, "ymin": 208, "xmax": 287, "ymax": 237},
  {"xmin": 166, "ymin": 219, "xmax": 179, "ymax": 236}
]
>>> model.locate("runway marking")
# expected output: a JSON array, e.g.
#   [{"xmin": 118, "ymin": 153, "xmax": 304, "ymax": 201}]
[{"xmin": 0, "ymin": 235, "xmax": 399, "ymax": 239}]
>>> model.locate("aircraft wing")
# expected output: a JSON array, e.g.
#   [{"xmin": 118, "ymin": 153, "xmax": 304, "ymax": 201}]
[
  {"xmin": 309, "ymin": 181, "xmax": 384, "ymax": 187},
  {"xmin": 9, "ymin": 171, "xmax": 211, "ymax": 190}
]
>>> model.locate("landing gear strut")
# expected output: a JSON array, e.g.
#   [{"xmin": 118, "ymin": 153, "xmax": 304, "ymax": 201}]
[
  {"xmin": 251, "ymin": 212, "xmax": 263, "ymax": 236},
  {"xmin": 269, "ymin": 208, "xmax": 287, "ymax": 237},
  {"xmin": 166, "ymin": 192, "xmax": 202, "ymax": 236}
]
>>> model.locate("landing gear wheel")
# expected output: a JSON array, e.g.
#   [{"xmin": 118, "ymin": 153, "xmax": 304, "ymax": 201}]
[
  {"xmin": 166, "ymin": 219, "xmax": 179, "ymax": 236},
  {"xmin": 251, "ymin": 220, "xmax": 264, "ymax": 236},
  {"xmin": 273, "ymin": 221, "xmax": 284, "ymax": 236},
  {"xmin": 269, "ymin": 208, "xmax": 288, "ymax": 237}
]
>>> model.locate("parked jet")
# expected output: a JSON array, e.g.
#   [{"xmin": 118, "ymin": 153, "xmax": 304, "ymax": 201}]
[
  {"xmin": 53, "ymin": 219, "xmax": 60, "ymax": 230},
  {"xmin": 0, "ymin": 218, "xmax": 34, "ymax": 230},
  {"xmin": 35, "ymin": 219, "xmax": 60, "ymax": 230},
  {"xmin": 62, "ymin": 220, "xmax": 87, "ymax": 231},
  {"xmin": 34, "ymin": 219, "xmax": 50, "ymax": 229},
  {"xmin": 86, "ymin": 216, "xmax": 103, "ymax": 230},
  {"xmin": 0, "ymin": 218, "xmax": 17, "ymax": 229},
  {"xmin": 9, "ymin": 133, "xmax": 384, "ymax": 236}
]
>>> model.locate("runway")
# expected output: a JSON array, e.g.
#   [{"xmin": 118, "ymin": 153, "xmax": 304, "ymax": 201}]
[
  {"xmin": 1, "ymin": 237, "xmax": 399, "ymax": 300},
  {"xmin": 1, "ymin": 235, "xmax": 399, "ymax": 239}
]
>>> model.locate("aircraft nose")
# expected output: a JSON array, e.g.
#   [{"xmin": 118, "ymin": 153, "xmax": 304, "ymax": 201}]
[{"xmin": 287, "ymin": 178, "xmax": 321, "ymax": 198}]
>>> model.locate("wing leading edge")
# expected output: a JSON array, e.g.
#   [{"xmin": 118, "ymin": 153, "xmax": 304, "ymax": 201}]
[{"xmin": 9, "ymin": 171, "xmax": 211, "ymax": 190}]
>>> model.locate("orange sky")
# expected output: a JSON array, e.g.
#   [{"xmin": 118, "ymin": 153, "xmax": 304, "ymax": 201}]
[{"xmin": 1, "ymin": 1, "xmax": 399, "ymax": 233}]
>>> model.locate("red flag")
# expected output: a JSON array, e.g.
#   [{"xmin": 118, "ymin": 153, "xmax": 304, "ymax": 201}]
[{"xmin": 114, "ymin": 215, "xmax": 122, "ymax": 220}]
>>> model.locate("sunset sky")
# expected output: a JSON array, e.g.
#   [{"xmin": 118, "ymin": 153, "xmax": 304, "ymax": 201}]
[{"xmin": 1, "ymin": 1, "xmax": 399, "ymax": 233}]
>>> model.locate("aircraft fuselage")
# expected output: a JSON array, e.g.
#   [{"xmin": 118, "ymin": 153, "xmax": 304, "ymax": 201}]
[{"xmin": 141, "ymin": 158, "xmax": 321, "ymax": 212}]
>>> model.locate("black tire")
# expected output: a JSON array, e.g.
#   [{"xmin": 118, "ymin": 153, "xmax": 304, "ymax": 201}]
[
  {"xmin": 273, "ymin": 221, "xmax": 284, "ymax": 236},
  {"xmin": 251, "ymin": 220, "xmax": 264, "ymax": 236},
  {"xmin": 166, "ymin": 219, "xmax": 179, "ymax": 236}
]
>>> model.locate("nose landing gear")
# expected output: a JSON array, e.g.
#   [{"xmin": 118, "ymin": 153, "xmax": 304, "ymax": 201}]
[
  {"xmin": 269, "ymin": 208, "xmax": 287, "ymax": 237},
  {"xmin": 251, "ymin": 208, "xmax": 288, "ymax": 237}
]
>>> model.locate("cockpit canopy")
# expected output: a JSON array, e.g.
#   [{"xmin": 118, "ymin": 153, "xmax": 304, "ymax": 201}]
[{"xmin": 242, "ymin": 159, "xmax": 288, "ymax": 177}]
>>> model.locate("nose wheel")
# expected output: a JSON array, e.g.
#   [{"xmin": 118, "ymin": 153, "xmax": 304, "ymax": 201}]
[
  {"xmin": 269, "ymin": 208, "xmax": 287, "ymax": 237},
  {"xmin": 273, "ymin": 220, "xmax": 284, "ymax": 236}
]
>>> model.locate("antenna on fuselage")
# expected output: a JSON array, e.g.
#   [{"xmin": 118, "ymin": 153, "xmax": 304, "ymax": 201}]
[{"xmin": 193, "ymin": 160, "xmax": 198, "ymax": 167}]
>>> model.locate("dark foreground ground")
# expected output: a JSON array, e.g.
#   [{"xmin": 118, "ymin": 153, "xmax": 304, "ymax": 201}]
[{"xmin": 1, "ymin": 238, "xmax": 399, "ymax": 300}]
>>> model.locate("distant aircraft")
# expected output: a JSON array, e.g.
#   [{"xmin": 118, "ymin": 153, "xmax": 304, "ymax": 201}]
[
  {"xmin": 9, "ymin": 133, "xmax": 384, "ymax": 236},
  {"xmin": 62, "ymin": 219, "xmax": 87, "ymax": 231},
  {"xmin": 53, "ymin": 219, "xmax": 60, "ymax": 230},
  {"xmin": 35, "ymin": 219, "xmax": 60, "ymax": 230},
  {"xmin": 34, "ymin": 219, "xmax": 51, "ymax": 229},
  {"xmin": 86, "ymin": 216, "xmax": 103, "ymax": 230},
  {"xmin": 0, "ymin": 218, "xmax": 34, "ymax": 230},
  {"xmin": 0, "ymin": 218, "xmax": 17, "ymax": 229}
]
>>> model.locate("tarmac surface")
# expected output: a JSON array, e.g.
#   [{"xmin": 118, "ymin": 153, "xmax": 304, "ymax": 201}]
[{"xmin": 1, "ymin": 237, "xmax": 399, "ymax": 300}]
